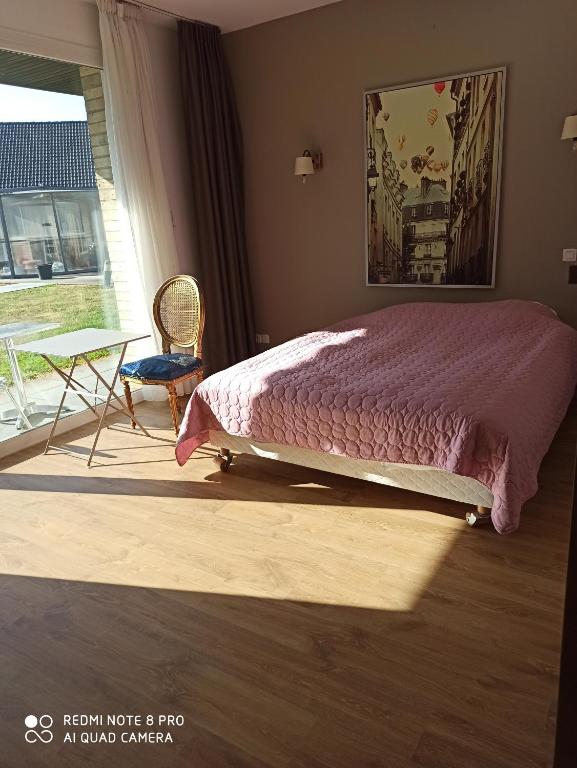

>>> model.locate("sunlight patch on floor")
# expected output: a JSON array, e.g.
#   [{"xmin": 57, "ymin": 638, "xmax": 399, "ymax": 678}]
[{"xmin": 0, "ymin": 479, "xmax": 462, "ymax": 612}]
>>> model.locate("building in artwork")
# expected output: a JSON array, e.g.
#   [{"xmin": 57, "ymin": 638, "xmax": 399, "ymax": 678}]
[
  {"xmin": 376, "ymin": 130, "xmax": 404, "ymax": 283},
  {"xmin": 366, "ymin": 94, "xmax": 405, "ymax": 284},
  {"xmin": 401, "ymin": 177, "xmax": 450, "ymax": 284},
  {"xmin": 445, "ymin": 71, "xmax": 503, "ymax": 284},
  {"xmin": 366, "ymin": 93, "xmax": 382, "ymax": 283}
]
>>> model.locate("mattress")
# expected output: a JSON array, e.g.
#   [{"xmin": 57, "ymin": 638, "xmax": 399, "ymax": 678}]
[
  {"xmin": 209, "ymin": 430, "xmax": 494, "ymax": 507},
  {"xmin": 178, "ymin": 300, "xmax": 577, "ymax": 533}
]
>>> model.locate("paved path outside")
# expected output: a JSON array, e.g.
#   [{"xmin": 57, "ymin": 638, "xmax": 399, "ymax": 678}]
[{"xmin": 0, "ymin": 274, "xmax": 102, "ymax": 294}]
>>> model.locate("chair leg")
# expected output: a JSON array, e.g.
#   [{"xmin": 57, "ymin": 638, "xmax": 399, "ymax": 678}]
[
  {"xmin": 4, "ymin": 385, "xmax": 32, "ymax": 430},
  {"xmin": 167, "ymin": 384, "xmax": 179, "ymax": 435},
  {"xmin": 123, "ymin": 381, "xmax": 136, "ymax": 429}
]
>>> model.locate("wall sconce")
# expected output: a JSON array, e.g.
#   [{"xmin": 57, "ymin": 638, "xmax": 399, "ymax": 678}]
[
  {"xmin": 294, "ymin": 149, "xmax": 322, "ymax": 183},
  {"xmin": 561, "ymin": 115, "xmax": 577, "ymax": 150},
  {"xmin": 367, "ymin": 147, "xmax": 379, "ymax": 191}
]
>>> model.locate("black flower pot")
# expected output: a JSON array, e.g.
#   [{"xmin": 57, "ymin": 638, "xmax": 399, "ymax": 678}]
[{"xmin": 37, "ymin": 263, "xmax": 53, "ymax": 280}]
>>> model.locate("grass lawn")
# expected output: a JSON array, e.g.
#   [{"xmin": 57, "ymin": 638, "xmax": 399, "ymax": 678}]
[{"xmin": 0, "ymin": 284, "xmax": 120, "ymax": 382}]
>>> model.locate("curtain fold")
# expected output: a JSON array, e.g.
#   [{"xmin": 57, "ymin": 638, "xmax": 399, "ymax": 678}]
[
  {"xmin": 178, "ymin": 21, "xmax": 256, "ymax": 374},
  {"xmin": 97, "ymin": 0, "xmax": 179, "ymax": 360}
]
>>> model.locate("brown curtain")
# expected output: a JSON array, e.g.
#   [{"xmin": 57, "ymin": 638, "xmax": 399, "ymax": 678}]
[{"xmin": 178, "ymin": 21, "xmax": 256, "ymax": 373}]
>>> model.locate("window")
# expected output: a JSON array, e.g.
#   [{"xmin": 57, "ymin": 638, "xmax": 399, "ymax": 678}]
[
  {"xmin": 0, "ymin": 190, "xmax": 106, "ymax": 276},
  {"xmin": 1, "ymin": 193, "xmax": 61, "ymax": 275},
  {"xmin": 0, "ymin": 230, "xmax": 9, "ymax": 277},
  {"xmin": 411, "ymin": 207, "xmax": 416, "ymax": 218},
  {"xmin": 54, "ymin": 191, "xmax": 108, "ymax": 272},
  {"xmin": 426, "ymin": 204, "xmax": 432, "ymax": 216},
  {"xmin": 0, "ymin": 49, "xmax": 126, "ymax": 447}
]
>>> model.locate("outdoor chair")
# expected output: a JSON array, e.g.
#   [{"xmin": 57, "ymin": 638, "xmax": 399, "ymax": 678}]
[
  {"xmin": 120, "ymin": 275, "xmax": 205, "ymax": 435},
  {"xmin": 0, "ymin": 376, "xmax": 32, "ymax": 430}
]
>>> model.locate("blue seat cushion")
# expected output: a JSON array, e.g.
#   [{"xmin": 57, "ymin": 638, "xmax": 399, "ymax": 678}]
[{"xmin": 120, "ymin": 353, "xmax": 202, "ymax": 382}]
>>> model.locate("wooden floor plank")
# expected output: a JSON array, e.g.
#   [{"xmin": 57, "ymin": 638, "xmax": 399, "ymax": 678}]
[{"xmin": 0, "ymin": 401, "xmax": 574, "ymax": 767}]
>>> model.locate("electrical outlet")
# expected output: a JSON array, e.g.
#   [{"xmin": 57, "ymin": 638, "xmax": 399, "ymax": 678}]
[
  {"xmin": 562, "ymin": 248, "xmax": 577, "ymax": 263},
  {"xmin": 255, "ymin": 334, "xmax": 270, "ymax": 344}
]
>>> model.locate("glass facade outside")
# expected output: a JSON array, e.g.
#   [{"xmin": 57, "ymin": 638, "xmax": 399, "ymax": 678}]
[{"xmin": 0, "ymin": 190, "xmax": 107, "ymax": 278}]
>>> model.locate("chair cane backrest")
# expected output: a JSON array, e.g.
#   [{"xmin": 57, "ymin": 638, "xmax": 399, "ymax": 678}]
[{"xmin": 152, "ymin": 275, "xmax": 205, "ymax": 357}]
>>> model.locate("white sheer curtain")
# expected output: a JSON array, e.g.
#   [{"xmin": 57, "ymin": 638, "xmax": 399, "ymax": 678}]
[{"xmin": 97, "ymin": 0, "xmax": 179, "ymax": 376}]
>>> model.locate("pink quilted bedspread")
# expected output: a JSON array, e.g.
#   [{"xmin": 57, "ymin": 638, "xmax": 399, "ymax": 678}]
[{"xmin": 176, "ymin": 300, "xmax": 577, "ymax": 533}]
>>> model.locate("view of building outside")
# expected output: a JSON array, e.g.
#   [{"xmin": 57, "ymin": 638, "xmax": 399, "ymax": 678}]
[{"xmin": 0, "ymin": 121, "xmax": 109, "ymax": 278}]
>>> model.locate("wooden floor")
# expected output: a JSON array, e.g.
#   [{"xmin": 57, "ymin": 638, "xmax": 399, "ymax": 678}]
[{"xmin": 0, "ymin": 401, "xmax": 575, "ymax": 768}]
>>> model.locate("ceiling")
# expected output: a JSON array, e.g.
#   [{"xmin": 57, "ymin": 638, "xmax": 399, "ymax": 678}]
[
  {"xmin": 143, "ymin": 0, "xmax": 341, "ymax": 32},
  {"xmin": 0, "ymin": 50, "xmax": 82, "ymax": 95}
]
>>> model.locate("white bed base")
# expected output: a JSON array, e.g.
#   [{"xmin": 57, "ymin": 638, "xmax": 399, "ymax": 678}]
[{"xmin": 208, "ymin": 430, "xmax": 494, "ymax": 511}]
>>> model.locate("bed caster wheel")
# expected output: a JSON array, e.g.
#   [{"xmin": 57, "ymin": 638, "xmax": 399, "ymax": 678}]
[
  {"xmin": 214, "ymin": 449, "xmax": 232, "ymax": 472},
  {"xmin": 466, "ymin": 506, "xmax": 492, "ymax": 527}
]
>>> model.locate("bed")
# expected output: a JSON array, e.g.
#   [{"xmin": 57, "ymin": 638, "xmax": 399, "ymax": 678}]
[{"xmin": 176, "ymin": 300, "xmax": 577, "ymax": 533}]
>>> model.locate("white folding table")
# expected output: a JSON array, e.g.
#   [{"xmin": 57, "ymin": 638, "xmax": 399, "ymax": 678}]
[
  {"xmin": 0, "ymin": 321, "xmax": 59, "ymax": 429},
  {"xmin": 14, "ymin": 328, "xmax": 150, "ymax": 466}
]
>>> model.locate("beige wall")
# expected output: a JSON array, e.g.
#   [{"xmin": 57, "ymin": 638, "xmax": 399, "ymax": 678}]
[{"xmin": 224, "ymin": 0, "xmax": 577, "ymax": 342}]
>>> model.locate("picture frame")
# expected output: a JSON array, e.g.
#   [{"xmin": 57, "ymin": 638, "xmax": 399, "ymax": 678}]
[{"xmin": 364, "ymin": 66, "xmax": 506, "ymax": 288}]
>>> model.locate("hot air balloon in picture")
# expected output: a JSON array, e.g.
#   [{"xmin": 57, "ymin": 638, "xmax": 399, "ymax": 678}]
[
  {"xmin": 433, "ymin": 81, "xmax": 446, "ymax": 95},
  {"xmin": 426, "ymin": 159, "xmax": 450, "ymax": 174},
  {"xmin": 426, "ymin": 145, "xmax": 435, "ymax": 156},
  {"xmin": 400, "ymin": 159, "xmax": 407, "ymax": 169},
  {"xmin": 382, "ymin": 112, "xmax": 390, "ymax": 122},
  {"xmin": 410, "ymin": 154, "xmax": 428, "ymax": 175},
  {"xmin": 427, "ymin": 108, "xmax": 439, "ymax": 126},
  {"xmin": 396, "ymin": 134, "xmax": 406, "ymax": 151}
]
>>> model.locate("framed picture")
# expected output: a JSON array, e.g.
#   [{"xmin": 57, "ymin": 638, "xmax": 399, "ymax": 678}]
[{"xmin": 365, "ymin": 67, "xmax": 506, "ymax": 287}]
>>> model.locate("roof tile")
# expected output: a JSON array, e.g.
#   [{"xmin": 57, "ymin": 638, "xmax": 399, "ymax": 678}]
[{"xmin": 0, "ymin": 121, "xmax": 97, "ymax": 194}]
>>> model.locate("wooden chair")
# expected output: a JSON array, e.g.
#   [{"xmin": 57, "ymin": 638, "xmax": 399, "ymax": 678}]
[{"xmin": 120, "ymin": 275, "xmax": 205, "ymax": 435}]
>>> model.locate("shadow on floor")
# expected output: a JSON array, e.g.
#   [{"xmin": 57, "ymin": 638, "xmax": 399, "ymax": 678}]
[{"xmin": 0, "ymin": 558, "xmax": 563, "ymax": 768}]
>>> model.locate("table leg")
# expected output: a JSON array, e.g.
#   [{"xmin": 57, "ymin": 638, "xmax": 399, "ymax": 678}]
[
  {"xmin": 81, "ymin": 352, "xmax": 150, "ymax": 436},
  {"xmin": 3, "ymin": 337, "xmax": 28, "ymax": 411},
  {"xmin": 44, "ymin": 356, "xmax": 79, "ymax": 455},
  {"xmin": 85, "ymin": 343, "xmax": 149, "ymax": 467},
  {"xmin": 2, "ymin": 384, "xmax": 32, "ymax": 430},
  {"xmin": 41, "ymin": 355, "xmax": 99, "ymax": 417}
]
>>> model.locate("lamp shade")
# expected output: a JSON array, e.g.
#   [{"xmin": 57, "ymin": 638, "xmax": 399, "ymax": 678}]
[
  {"xmin": 561, "ymin": 115, "xmax": 577, "ymax": 140},
  {"xmin": 294, "ymin": 155, "xmax": 314, "ymax": 177}
]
